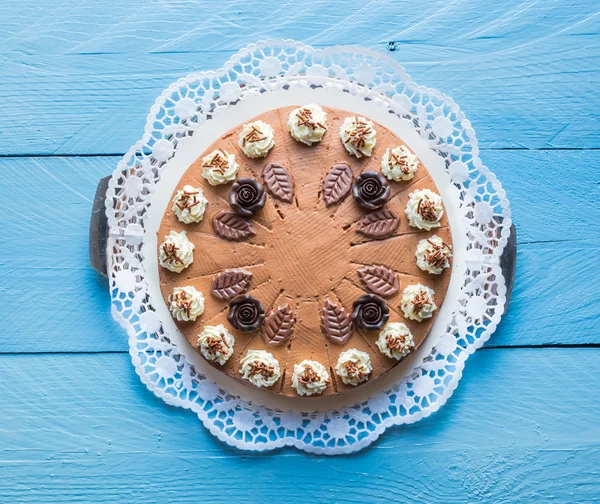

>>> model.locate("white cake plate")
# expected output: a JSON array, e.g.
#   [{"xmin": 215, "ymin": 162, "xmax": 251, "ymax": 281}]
[{"xmin": 90, "ymin": 40, "xmax": 515, "ymax": 454}]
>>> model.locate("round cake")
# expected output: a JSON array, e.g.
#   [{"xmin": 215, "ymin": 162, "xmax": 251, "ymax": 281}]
[{"xmin": 157, "ymin": 104, "xmax": 453, "ymax": 398}]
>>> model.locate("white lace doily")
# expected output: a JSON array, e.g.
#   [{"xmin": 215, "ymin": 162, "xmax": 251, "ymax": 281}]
[{"xmin": 105, "ymin": 39, "xmax": 511, "ymax": 455}]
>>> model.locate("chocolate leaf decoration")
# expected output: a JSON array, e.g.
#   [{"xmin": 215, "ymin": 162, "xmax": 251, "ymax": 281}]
[
  {"xmin": 212, "ymin": 210, "xmax": 255, "ymax": 241},
  {"xmin": 357, "ymin": 265, "xmax": 399, "ymax": 298},
  {"xmin": 262, "ymin": 304, "xmax": 295, "ymax": 346},
  {"xmin": 262, "ymin": 162, "xmax": 294, "ymax": 203},
  {"xmin": 320, "ymin": 300, "xmax": 353, "ymax": 345},
  {"xmin": 356, "ymin": 209, "xmax": 399, "ymax": 239},
  {"xmin": 323, "ymin": 163, "xmax": 353, "ymax": 207},
  {"xmin": 210, "ymin": 269, "xmax": 253, "ymax": 302}
]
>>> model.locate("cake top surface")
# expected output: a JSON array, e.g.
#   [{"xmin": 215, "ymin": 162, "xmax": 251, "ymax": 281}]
[{"xmin": 157, "ymin": 104, "xmax": 452, "ymax": 398}]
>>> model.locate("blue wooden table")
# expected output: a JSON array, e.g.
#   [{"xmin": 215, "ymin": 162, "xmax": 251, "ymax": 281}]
[{"xmin": 1, "ymin": 1, "xmax": 599, "ymax": 501}]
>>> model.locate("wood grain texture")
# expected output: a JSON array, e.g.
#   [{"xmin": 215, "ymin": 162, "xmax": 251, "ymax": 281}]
[
  {"xmin": 0, "ymin": 152, "xmax": 597, "ymax": 353},
  {"xmin": 1, "ymin": 1, "xmax": 599, "ymax": 498},
  {"xmin": 0, "ymin": 0, "xmax": 599, "ymax": 155},
  {"xmin": 0, "ymin": 349, "xmax": 598, "ymax": 502}
]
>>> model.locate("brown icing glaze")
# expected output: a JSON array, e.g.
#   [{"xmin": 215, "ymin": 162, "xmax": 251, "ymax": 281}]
[{"xmin": 157, "ymin": 105, "xmax": 453, "ymax": 397}]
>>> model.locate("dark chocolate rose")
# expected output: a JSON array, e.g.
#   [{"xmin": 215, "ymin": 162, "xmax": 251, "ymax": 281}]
[
  {"xmin": 351, "ymin": 294, "xmax": 389, "ymax": 331},
  {"xmin": 229, "ymin": 178, "xmax": 266, "ymax": 216},
  {"xmin": 352, "ymin": 172, "xmax": 390, "ymax": 210},
  {"xmin": 228, "ymin": 294, "xmax": 265, "ymax": 332}
]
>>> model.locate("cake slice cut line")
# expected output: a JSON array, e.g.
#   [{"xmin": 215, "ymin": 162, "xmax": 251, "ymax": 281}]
[{"xmin": 349, "ymin": 225, "xmax": 450, "ymax": 247}]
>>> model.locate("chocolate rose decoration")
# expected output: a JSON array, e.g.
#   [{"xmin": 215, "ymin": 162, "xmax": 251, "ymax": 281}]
[
  {"xmin": 351, "ymin": 294, "xmax": 389, "ymax": 331},
  {"xmin": 352, "ymin": 172, "xmax": 390, "ymax": 210},
  {"xmin": 227, "ymin": 294, "xmax": 265, "ymax": 332},
  {"xmin": 229, "ymin": 178, "xmax": 266, "ymax": 217}
]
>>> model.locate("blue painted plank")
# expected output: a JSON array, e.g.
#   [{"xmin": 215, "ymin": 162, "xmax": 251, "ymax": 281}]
[
  {"xmin": 494, "ymin": 149, "xmax": 600, "ymax": 244},
  {"xmin": 0, "ymin": 1, "xmax": 598, "ymax": 499},
  {"xmin": 0, "ymin": 349, "xmax": 598, "ymax": 502},
  {"xmin": 0, "ymin": 152, "xmax": 598, "ymax": 352},
  {"xmin": 0, "ymin": 0, "xmax": 599, "ymax": 155}
]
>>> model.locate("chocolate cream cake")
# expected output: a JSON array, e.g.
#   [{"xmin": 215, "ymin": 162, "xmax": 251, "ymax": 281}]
[{"xmin": 157, "ymin": 104, "xmax": 453, "ymax": 398}]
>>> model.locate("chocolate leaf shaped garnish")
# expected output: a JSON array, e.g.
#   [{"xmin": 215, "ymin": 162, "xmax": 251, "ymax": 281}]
[
  {"xmin": 262, "ymin": 162, "xmax": 294, "ymax": 203},
  {"xmin": 210, "ymin": 269, "xmax": 253, "ymax": 302},
  {"xmin": 323, "ymin": 163, "xmax": 353, "ymax": 207},
  {"xmin": 212, "ymin": 210, "xmax": 255, "ymax": 241},
  {"xmin": 357, "ymin": 265, "xmax": 399, "ymax": 298},
  {"xmin": 262, "ymin": 304, "xmax": 295, "ymax": 346},
  {"xmin": 320, "ymin": 300, "xmax": 353, "ymax": 345},
  {"xmin": 355, "ymin": 209, "xmax": 399, "ymax": 239}
]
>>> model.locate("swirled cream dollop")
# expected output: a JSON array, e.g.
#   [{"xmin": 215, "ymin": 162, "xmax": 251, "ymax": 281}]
[
  {"xmin": 415, "ymin": 235, "xmax": 453, "ymax": 274},
  {"xmin": 401, "ymin": 284, "xmax": 437, "ymax": 322},
  {"xmin": 168, "ymin": 286, "xmax": 205, "ymax": 322},
  {"xmin": 197, "ymin": 324, "xmax": 234, "ymax": 365},
  {"xmin": 201, "ymin": 149, "xmax": 239, "ymax": 186},
  {"xmin": 287, "ymin": 104, "xmax": 328, "ymax": 145},
  {"xmin": 239, "ymin": 349, "xmax": 281, "ymax": 388},
  {"xmin": 335, "ymin": 348, "xmax": 372, "ymax": 386},
  {"xmin": 381, "ymin": 145, "xmax": 420, "ymax": 182},
  {"xmin": 238, "ymin": 120, "xmax": 275, "ymax": 158},
  {"xmin": 171, "ymin": 185, "xmax": 208, "ymax": 224},
  {"xmin": 405, "ymin": 188, "xmax": 444, "ymax": 230},
  {"xmin": 339, "ymin": 116, "xmax": 377, "ymax": 158},
  {"xmin": 376, "ymin": 323, "xmax": 414, "ymax": 360},
  {"xmin": 159, "ymin": 230, "xmax": 194, "ymax": 273},
  {"xmin": 291, "ymin": 360, "xmax": 329, "ymax": 396}
]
